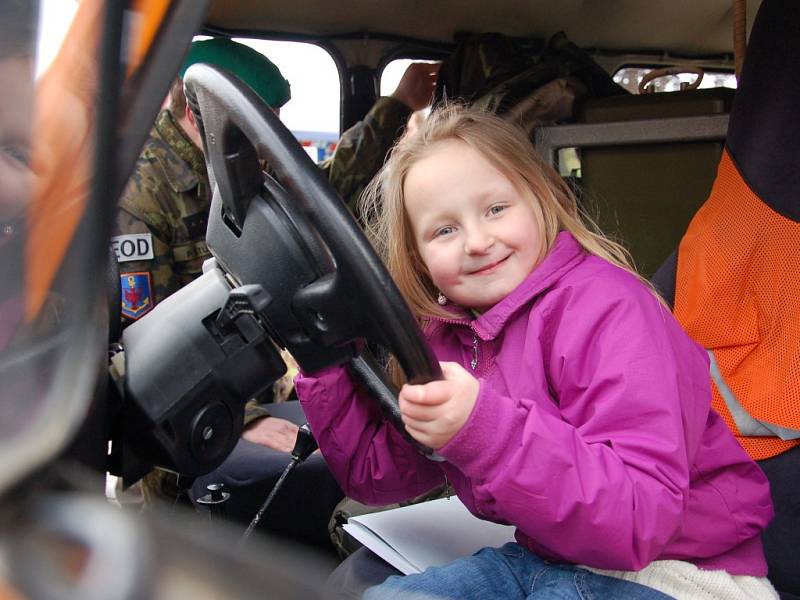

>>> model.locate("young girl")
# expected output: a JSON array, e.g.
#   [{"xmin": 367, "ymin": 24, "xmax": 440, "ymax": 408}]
[{"xmin": 295, "ymin": 105, "xmax": 777, "ymax": 599}]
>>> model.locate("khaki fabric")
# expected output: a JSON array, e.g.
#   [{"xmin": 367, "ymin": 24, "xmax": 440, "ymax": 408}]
[{"xmin": 328, "ymin": 483, "xmax": 453, "ymax": 559}]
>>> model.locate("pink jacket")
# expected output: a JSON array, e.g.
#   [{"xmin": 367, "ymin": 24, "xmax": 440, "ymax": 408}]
[{"xmin": 296, "ymin": 231, "xmax": 772, "ymax": 574}]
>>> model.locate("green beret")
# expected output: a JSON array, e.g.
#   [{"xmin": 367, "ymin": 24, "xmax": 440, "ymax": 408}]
[{"xmin": 180, "ymin": 38, "xmax": 291, "ymax": 108}]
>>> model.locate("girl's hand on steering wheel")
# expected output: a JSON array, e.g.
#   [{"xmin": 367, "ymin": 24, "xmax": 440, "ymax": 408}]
[{"xmin": 398, "ymin": 361, "xmax": 479, "ymax": 450}]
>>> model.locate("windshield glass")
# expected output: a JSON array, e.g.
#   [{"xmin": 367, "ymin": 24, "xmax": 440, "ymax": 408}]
[{"xmin": 0, "ymin": 0, "xmax": 104, "ymax": 493}]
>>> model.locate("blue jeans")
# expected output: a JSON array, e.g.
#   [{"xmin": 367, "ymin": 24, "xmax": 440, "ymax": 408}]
[{"xmin": 363, "ymin": 543, "xmax": 673, "ymax": 600}]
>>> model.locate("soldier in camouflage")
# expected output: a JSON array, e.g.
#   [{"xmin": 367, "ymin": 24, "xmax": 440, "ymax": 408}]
[
  {"xmin": 112, "ymin": 40, "xmax": 438, "ymax": 500},
  {"xmin": 114, "ymin": 106, "xmax": 211, "ymax": 318}
]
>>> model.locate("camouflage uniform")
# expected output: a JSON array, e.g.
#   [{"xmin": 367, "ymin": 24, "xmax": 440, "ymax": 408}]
[
  {"xmin": 114, "ymin": 109, "xmax": 211, "ymax": 320},
  {"xmin": 432, "ymin": 32, "xmax": 626, "ymax": 131},
  {"xmin": 322, "ymin": 97, "xmax": 411, "ymax": 220}
]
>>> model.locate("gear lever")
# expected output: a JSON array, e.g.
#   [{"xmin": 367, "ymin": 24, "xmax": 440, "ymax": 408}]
[{"xmin": 240, "ymin": 422, "xmax": 318, "ymax": 543}]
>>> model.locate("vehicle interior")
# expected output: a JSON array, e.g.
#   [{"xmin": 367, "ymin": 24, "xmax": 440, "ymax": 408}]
[
  {"xmin": 4, "ymin": 0, "xmax": 798, "ymax": 598},
  {"xmin": 138, "ymin": 0, "xmax": 750, "ymax": 541},
  {"xmin": 203, "ymin": 0, "xmax": 751, "ymax": 279}
]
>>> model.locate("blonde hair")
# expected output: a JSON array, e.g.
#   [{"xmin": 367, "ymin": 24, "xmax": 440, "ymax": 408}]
[{"xmin": 360, "ymin": 103, "xmax": 648, "ymax": 322}]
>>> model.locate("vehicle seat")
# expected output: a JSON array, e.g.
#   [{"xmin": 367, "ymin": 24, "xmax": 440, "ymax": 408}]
[{"xmin": 574, "ymin": 87, "xmax": 733, "ymax": 278}]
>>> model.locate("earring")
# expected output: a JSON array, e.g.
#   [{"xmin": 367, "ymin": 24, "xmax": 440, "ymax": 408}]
[{"xmin": 437, "ymin": 292, "xmax": 448, "ymax": 306}]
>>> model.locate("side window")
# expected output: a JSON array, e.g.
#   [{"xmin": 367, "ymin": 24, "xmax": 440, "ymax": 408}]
[
  {"xmin": 381, "ymin": 58, "xmax": 440, "ymax": 139},
  {"xmin": 380, "ymin": 59, "xmax": 416, "ymax": 96},
  {"xmin": 613, "ymin": 66, "xmax": 737, "ymax": 94},
  {"xmin": 380, "ymin": 58, "xmax": 439, "ymax": 98},
  {"xmin": 232, "ymin": 39, "xmax": 340, "ymax": 163}
]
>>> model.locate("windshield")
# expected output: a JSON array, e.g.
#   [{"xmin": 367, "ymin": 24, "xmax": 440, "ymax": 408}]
[{"xmin": 0, "ymin": 0, "xmax": 106, "ymax": 493}]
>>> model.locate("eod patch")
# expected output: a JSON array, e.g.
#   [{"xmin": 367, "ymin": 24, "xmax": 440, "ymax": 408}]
[{"xmin": 111, "ymin": 233, "xmax": 154, "ymax": 263}]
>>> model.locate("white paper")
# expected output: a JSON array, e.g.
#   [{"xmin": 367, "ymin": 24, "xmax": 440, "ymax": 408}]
[
  {"xmin": 342, "ymin": 497, "xmax": 515, "ymax": 575},
  {"xmin": 343, "ymin": 520, "xmax": 419, "ymax": 575}
]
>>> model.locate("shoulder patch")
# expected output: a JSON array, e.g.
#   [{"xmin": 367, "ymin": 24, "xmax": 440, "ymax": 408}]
[
  {"xmin": 112, "ymin": 233, "xmax": 154, "ymax": 263},
  {"xmin": 120, "ymin": 272, "xmax": 154, "ymax": 320}
]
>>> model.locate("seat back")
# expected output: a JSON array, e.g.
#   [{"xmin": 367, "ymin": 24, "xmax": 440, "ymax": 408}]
[{"xmin": 575, "ymin": 88, "xmax": 733, "ymax": 277}]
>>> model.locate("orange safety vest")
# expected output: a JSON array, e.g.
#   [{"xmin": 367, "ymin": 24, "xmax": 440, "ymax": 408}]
[{"xmin": 674, "ymin": 149, "xmax": 800, "ymax": 460}]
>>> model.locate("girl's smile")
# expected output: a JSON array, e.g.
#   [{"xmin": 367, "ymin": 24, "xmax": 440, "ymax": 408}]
[
  {"xmin": 404, "ymin": 139, "xmax": 544, "ymax": 312},
  {"xmin": 466, "ymin": 254, "xmax": 510, "ymax": 276}
]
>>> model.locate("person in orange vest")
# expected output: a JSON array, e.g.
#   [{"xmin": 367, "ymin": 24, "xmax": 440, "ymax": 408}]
[{"xmin": 652, "ymin": 0, "xmax": 800, "ymax": 596}]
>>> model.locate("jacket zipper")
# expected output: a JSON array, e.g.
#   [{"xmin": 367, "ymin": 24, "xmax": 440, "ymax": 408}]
[{"xmin": 425, "ymin": 315, "xmax": 483, "ymax": 372}]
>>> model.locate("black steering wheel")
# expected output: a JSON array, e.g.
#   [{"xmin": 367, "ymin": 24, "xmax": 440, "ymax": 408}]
[{"xmin": 183, "ymin": 64, "xmax": 442, "ymax": 458}]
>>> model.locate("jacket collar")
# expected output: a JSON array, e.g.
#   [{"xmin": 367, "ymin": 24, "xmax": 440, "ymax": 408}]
[
  {"xmin": 429, "ymin": 232, "xmax": 586, "ymax": 341},
  {"xmin": 151, "ymin": 109, "xmax": 207, "ymax": 193}
]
